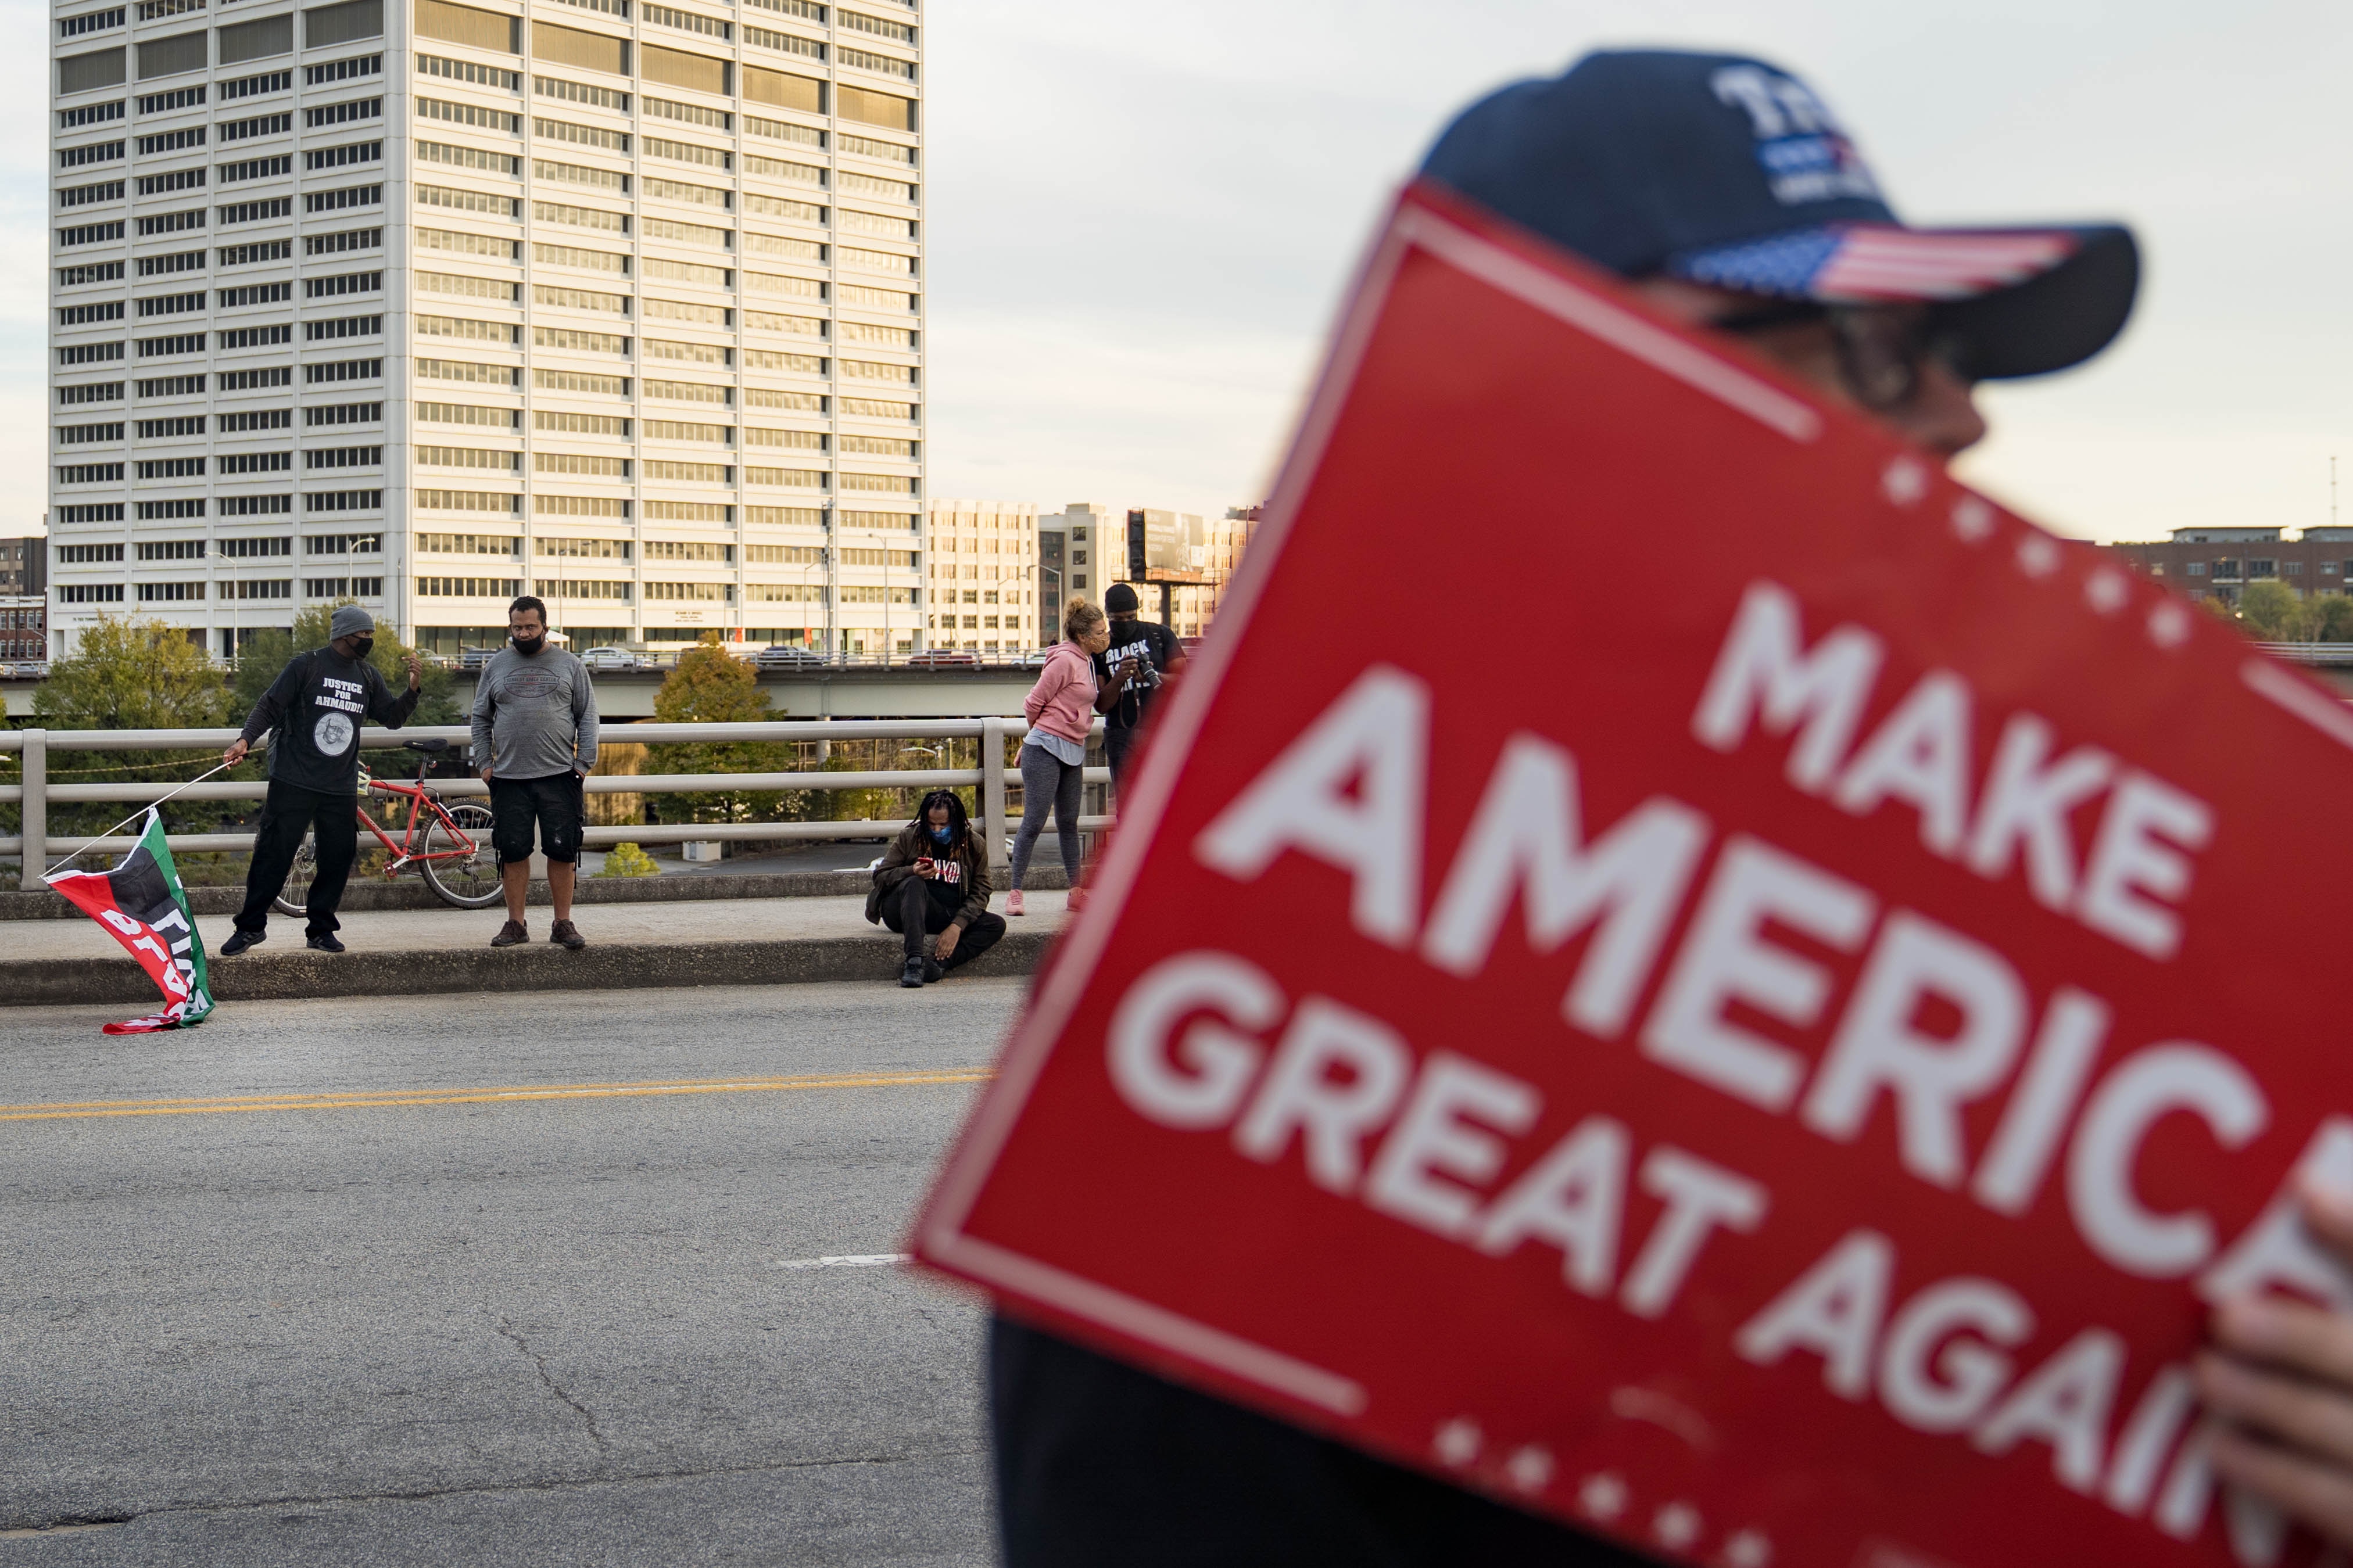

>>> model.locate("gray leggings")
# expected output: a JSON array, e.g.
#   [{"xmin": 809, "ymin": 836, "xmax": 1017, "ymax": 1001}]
[{"xmin": 1010, "ymin": 741, "xmax": 1084, "ymax": 889}]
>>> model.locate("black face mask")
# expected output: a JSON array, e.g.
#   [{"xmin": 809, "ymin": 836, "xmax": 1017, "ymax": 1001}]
[
  {"xmin": 350, "ymin": 636, "xmax": 374, "ymax": 659},
  {"xmin": 512, "ymin": 633, "xmax": 545, "ymax": 655}
]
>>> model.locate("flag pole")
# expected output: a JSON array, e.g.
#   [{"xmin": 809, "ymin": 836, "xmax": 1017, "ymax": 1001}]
[{"xmin": 43, "ymin": 760, "xmax": 238, "ymax": 880}]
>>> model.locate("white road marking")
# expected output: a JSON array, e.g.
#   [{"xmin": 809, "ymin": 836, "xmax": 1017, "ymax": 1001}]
[{"xmin": 771, "ymin": 1253, "xmax": 910, "ymax": 1271}]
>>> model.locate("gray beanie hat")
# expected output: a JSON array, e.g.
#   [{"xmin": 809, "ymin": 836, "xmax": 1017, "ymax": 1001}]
[{"xmin": 330, "ymin": 605, "xmax": 375, "ymax": 641}]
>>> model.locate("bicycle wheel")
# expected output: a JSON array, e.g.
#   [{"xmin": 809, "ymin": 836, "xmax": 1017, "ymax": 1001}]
[
  {"xmin": 271, "ymin": 835, "xmax": 318, "ymax": 917},
  {"xmin": 419, "ymin": 802, "xmax": 505, "ymax": 909}
]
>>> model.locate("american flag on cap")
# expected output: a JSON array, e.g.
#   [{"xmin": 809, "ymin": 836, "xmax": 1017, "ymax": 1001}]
[{"xmin": 1671, "ymin": 223, "xmax": 2084, "ymax": 304}]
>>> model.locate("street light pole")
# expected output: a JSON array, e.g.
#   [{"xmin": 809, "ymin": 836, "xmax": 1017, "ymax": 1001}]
[{"xmin": 821, "ymin": 501, "xmax": 837, "ymax": 661}]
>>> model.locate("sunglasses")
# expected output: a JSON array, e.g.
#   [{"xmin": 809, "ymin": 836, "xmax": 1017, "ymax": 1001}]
[{"xmin": 1714, "ymin": 300, "xmax": 1974, "ymax": 412}]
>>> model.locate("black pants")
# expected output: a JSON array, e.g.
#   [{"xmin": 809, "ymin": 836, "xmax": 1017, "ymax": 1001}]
[
  {"xmin": 1105, "ymin": 723, "xmax": 1140, "ymax": 796},
  {"xmin": 880, "ymin": 876, "xmax": 1006, "ymax": 967},
  {"xmin": 989, "ymin": 1317, "xmax": 1652, "ymax": 1568},
  {"xmin": 237, "ymin": 780, "xmax": 359, "ymax": 935}
]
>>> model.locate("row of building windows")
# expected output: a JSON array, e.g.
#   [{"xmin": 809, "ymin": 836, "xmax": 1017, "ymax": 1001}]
[
  {"xmin": 60, "ymin": 9, "xmax": 915, "ymax": 130},
  {"xmin": 51, "ymin": 183, "xmax": 382, "ymax": 238},
  {"xmin": 2157, "ymin": 559, "xmax": 2353, "ymax": 580}
]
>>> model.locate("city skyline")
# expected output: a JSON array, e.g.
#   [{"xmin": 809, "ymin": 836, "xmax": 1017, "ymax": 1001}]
[{"xmin": 7, "ymin": 1, "xmax": 2349, "ymax": 550}]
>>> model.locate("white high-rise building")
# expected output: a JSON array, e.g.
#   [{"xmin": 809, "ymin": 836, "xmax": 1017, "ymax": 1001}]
[{"xmin": 48, "ymin": 0, "xmax": 923, "ymax": 662}]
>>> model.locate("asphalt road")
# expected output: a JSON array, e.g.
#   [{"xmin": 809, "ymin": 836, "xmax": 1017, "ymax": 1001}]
[{"xmin": 0, "ymin": 979, "xmax": 1027, "ymax": 1566}]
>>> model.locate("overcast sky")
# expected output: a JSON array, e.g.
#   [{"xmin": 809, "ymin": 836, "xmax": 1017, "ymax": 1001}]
[{"xmin": 0, "ymin": 0, "xmax": 2343, "ymax": 543}]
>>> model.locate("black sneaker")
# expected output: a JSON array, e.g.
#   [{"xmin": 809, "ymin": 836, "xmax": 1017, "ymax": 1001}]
[
  {"xmin": 220, "ymin": 928, "xmax": 264, "ymax": 956},
  {"xmin": 550, "ymin": 919, "xmax": 586, "ymax": 951},
  {"xmin": 922, "ymin": 955, "xmax": 944, "ymax": 984},
  {"xmin": 490, "ymin": 920, "xmax": 528, "ymax": 948},
  {"xmin": 900, "ymin": 956, "xmax": 925, "ymax": 988},
  {"xmin": 306, "ymin": 932, "xmax": 346, "ymax": 954}
]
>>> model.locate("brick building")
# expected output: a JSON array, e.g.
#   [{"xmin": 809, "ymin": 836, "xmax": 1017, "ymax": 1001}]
[
  {"xmin": 0, "ymin": 598, "xmax": 46, "ymax": 662},
  {"xmin": 2104, "ymin": 526, "xmax": 2353, "ymax": 606}
]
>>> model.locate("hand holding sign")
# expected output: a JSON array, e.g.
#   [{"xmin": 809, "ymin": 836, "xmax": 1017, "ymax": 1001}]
[
  {"xmin": 916, "ymin": 184, "xmax": 2353, "ymax": 1568},
  {"xmin": 2201, "ymin": 1182, "xmax": 2353, "ymax": 1549}
]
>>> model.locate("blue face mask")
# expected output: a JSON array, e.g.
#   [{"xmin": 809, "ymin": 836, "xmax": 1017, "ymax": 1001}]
[{"xmin": 929, "ymin": 824, "xmax": 953, "ymax": 845}]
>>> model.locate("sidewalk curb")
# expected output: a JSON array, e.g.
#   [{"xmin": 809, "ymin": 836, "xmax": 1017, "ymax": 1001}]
[
  {"xmin": 0, "ymin": 866, "xmax": 1076, "ymax": 920},
  {"xmin": 0, "ymin": 930, "xmax": 1053, "ymax": 1007}
]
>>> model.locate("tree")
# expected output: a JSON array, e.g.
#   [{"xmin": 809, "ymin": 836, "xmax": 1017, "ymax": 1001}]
[
  {"xmin": 35, "ymin": 614, "xmax": 225, "ymax": 731},
  {"xmin": 646, "ymin": 634, "xmax": 792, "ymax": 827},
  {"xmin": 25, "ymin": 615, "xmax": 235, "ymax": 850},
  {"xmin": 2236, "ymin": 580, "xmax": 2302, "ymax": 640},
  {"xmin": 228, "ymin": 627, "xmax": 297, "ymax": 718},
  {"xmin": 2318, "ymin": 594, "xmax": 2353, "ymax": 642}
]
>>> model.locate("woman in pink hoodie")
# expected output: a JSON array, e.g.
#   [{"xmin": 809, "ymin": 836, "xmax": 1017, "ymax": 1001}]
[{"xmin": 1008, "ymin": 599, "xmax": 1109, "ymax": 915}]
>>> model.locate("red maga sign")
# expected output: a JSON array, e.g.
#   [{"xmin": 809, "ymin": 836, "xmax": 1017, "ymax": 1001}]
[{"xmin": 915, "ymin": 182, "xmax": 2353, "ymax": 1568}]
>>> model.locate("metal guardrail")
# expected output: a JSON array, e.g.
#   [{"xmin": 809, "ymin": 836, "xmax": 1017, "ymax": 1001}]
[
  {"xmin": 103, "ymin": 649, "xmax": 1059, "ymax": 677},
  {"xmin": 2252, "ymin": 643, "xmax": 2353, "ymax": 666},
  {"xmin": 0, "ymin": 719, "xmax": 1112, "ymax": 870}
]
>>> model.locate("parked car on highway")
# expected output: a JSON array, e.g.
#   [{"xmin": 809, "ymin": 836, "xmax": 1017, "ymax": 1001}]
[
  {"xmin": 0, "ymin": 661, "xmax": 49, "ymax": 679},
  {"xmin": 902, "ymin": 650, "xmax": 979, "ymax": 668},
  {"xmin": 753, "ymin": 644, "xmax": 829, "ymax": 668},
  {"xmin": 580, "ymin": 646, "xmax": 646, "ymax": 671},
  {"xmin": 457, "ymin": 645, "xmax": 503, "ymax": 672}
]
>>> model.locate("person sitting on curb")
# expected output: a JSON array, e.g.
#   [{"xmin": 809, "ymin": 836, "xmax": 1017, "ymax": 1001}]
[
  {"xmin": 219, "ymin": 605, "xmax": 420, "ymax": 956},
  {"xmin": 868, "ymin": 788, "xmax": 1006, "ymax": 988}
]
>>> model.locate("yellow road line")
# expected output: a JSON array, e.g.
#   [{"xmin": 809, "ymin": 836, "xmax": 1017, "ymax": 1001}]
[{"xmin": 0, "ymin": 1070, "xmax": 995, "ymax": 1124}]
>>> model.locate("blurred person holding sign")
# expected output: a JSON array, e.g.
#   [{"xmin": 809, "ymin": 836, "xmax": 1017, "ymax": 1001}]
[{"xmin": 920, "ymin": 48, "xmax": 2353, "ymax": 1568}]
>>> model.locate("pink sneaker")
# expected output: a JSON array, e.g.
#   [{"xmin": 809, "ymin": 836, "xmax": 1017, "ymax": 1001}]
[
  {"xmin": 1007, "ymin": 889, "xmax": 1026, "ymax": 917},
  {"xmin": 1066, "ymin": 885, "xmax": 1088, "ymax": 913}
]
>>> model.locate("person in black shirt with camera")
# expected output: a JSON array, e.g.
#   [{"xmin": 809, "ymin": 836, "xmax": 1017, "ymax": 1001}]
[{"xmin": 1090, "ymin": 582, "xmax": 1187, "ymax": 798}]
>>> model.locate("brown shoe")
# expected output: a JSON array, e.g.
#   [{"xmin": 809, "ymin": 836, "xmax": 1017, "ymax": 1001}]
[
  {"xmin": 491, "ymin": 919, "xmax": 528, "ymax": 948},
  {"xmin": 550, "ymin": 920, "xmax": 586, "ymax": 951}
]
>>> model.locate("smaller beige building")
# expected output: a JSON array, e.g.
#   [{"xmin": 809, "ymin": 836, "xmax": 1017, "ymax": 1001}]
[
  {"xmin": 1029, "ymin": 502, "xmax": 1261, "ymax": 644},
  {"xmin": 926, "ymin": 499, "xmax": 1040, "ymax": 654}
]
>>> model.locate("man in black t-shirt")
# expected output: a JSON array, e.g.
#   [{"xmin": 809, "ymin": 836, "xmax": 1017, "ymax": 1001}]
[
  {"xmin": 219, "ymin": 605, "xmax": 420, "ymax": 954},
  {"xmin": 1090, "ymin": 582, "xmax": 1186, "ymax": 797}
]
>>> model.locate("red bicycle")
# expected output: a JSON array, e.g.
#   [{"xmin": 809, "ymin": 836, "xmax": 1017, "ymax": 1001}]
[{"xmin": 274, "ymin": 738, "xmax": 504, "ymax": 913}]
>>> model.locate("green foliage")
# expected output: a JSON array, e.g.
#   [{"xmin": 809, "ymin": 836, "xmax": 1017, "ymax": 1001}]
[
  {"xmin": 19, "ymin": 615, "xmax": 248, "ymax": 855},
  {"xmin": 2235, "ymin": 580, "xmax": 2302, "ymax": 639},
  {"xmin": 2224, "ymin": 583, "xmax": 2353, "ymax": 644},
  {"xmin": 229, "ymin": 627, "xmax": 297, "ymax": 717},
  {"xmin": 630, "ymin": 636, "xmax": 993, "ymax": 838},
  {"xmin": 35, "ymin": 615, "xmax": 226, "ymax": 731},
  {"xmin": 801, "ymin": 746, "xmax": 897, "ymax": 823},
  {"xmin": 2315, "ymin": 595, "xmax": 2353, "ymax": 642},
  {"xmin": 646, "ymin": 634, "xmax": 791, "ymax": 825},
  {"xmin": 596, "ymin": 841, "xmax": 661, "ymax": 877}
]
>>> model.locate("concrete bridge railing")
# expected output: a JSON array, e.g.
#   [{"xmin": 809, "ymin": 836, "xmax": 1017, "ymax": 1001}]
[{"xmin": 0, "ymin": 719, "xmax": 1112, "ymax": 872}]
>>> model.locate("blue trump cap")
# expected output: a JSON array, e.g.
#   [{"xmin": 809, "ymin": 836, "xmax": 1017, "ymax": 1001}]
[{"xmin": 1420, "ymin": 49, "xmax": 2138, "ymax": 380}]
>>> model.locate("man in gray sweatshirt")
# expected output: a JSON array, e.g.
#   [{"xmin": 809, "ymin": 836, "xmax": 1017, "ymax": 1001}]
[{"xmin": 471, "ymin": 595, "xmax": 599, "ymax": 949}]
